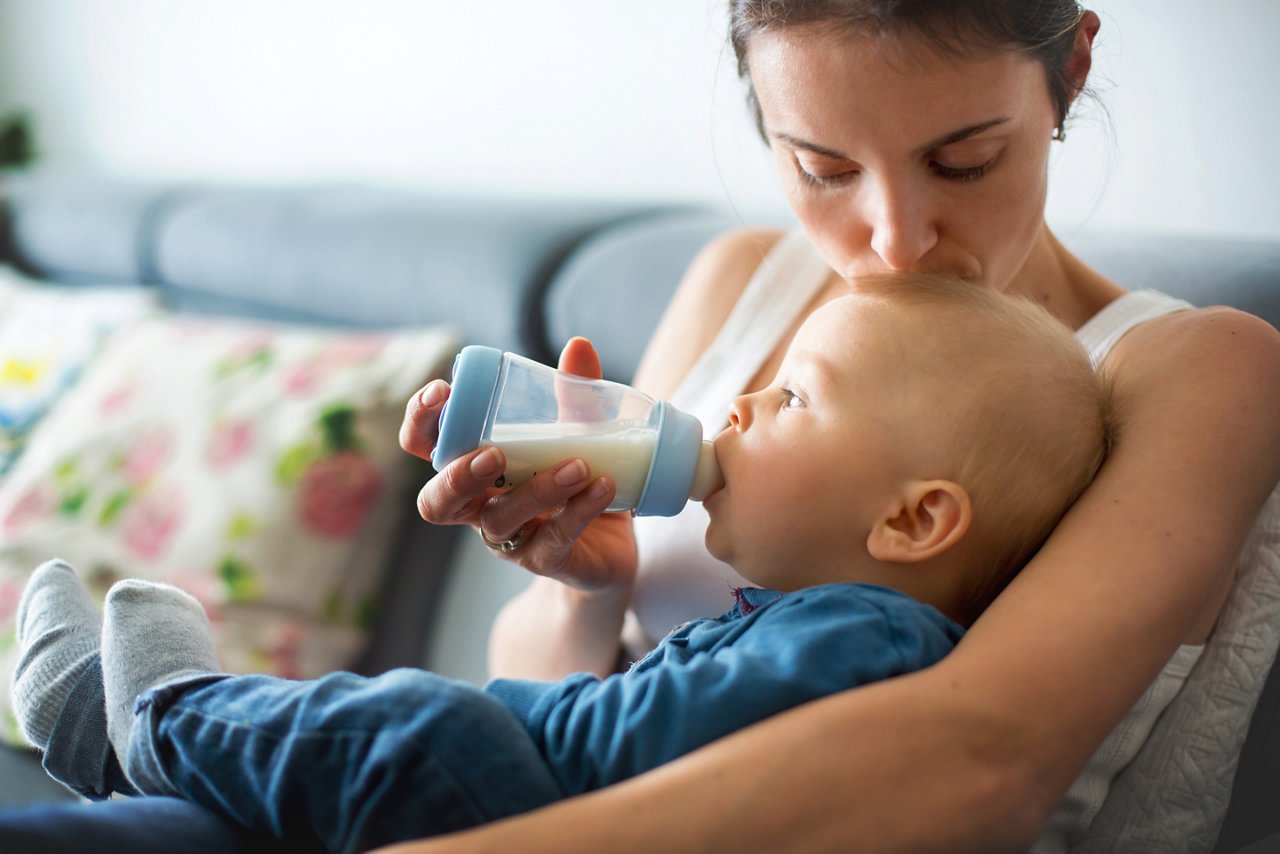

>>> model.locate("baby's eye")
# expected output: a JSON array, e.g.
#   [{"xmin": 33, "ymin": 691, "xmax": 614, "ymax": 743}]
[{"xmin": 780, "ymin": 388, "xmax": 804, "ymax": 410}]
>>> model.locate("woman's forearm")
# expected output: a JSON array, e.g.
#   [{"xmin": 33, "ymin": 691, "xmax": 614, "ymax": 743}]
[{"xmin": 487, "ymin": 577, "xmax": 631, "ymax": 680}]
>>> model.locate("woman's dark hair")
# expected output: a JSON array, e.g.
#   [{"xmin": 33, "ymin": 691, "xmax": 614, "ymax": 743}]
[{"xmin": 728, "ymin": 0, "xmax": 1087, "ymax": 139}]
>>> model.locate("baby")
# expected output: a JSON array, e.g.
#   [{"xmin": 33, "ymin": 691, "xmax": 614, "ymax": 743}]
[{"xmin": 12, "ymin": 273, "xmax": 1111, "ymax": 853}]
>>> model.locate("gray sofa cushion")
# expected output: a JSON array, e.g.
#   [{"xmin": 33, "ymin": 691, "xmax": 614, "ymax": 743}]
[
  {"xmin": 0, "ymin": 174, "xmax": 177, "ymax": 284},
  {"xmin": 1071, "ymin": 231, "xmax": 1280, "ymax": 327},
  {"xmin": 541, "ymin": 210, "xmax": 737, "ymax": 381},
  {"xmin": 545, "ymin": 225, "xmax": 1280, "ymax": 388},
  {"xmin": 149, "ymin": 186, "xmax": 659, "ymax": 354}
]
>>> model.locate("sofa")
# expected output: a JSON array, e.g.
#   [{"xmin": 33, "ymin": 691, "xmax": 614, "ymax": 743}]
[{"xmin": 0, "ymin": 173, "xmax": 1276, "ymax": 852}]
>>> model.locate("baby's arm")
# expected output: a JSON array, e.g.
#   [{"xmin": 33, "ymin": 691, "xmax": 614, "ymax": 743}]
[
  {"xmin": 485, "ymin": 229, "xmax": 785, "ymax": 682},
  {"xmin": 488, "ymin": 585, "xmax": 959, "ymax": 795}
]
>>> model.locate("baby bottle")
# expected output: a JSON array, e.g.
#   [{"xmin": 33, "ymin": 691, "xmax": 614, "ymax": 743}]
[{"xmin": 433, "ymin": 346, "xmax": 722, "ymax": 516}]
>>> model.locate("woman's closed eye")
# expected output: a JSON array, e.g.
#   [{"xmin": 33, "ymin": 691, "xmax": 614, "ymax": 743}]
[
  {"xmin": 793, "ymin": 151, "xmax": 858, "ymax": 189},
  {"xmin": 797, "ymin": 154, "xmax": 998, "ymax": 188},
  {"xmin": 929, "ymin": 153, "xmax": 998, "ymax": 183},
  {"xmin": 799, "ymin": 166, "xmax": 857, "ymax": 189},
  {"xmin": 927, "ymin": 139, "xmax": 1002, "ymax": 183}
]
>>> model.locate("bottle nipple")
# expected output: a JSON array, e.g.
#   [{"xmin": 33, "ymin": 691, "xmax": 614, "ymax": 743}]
[{"xmin": 688, "ymin": 440, "xmax": 723, "ymax": 501}]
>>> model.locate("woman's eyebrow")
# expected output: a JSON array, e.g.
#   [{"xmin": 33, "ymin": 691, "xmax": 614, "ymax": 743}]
[
  {"xmin": 913, "ymin": 117, "xmax": 1011, "ymax": 157},
  {"xmin": 770, "ymin": 132, "xmax": 850, "ymax": 160},
  {"xmin": 771, "ymin": 117, "xmax": 1012, "ymax": 162}
]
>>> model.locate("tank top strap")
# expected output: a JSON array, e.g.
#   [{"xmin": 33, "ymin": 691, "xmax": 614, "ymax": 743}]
[
  {"xmin": 1075, "ymin": 289, "xmax": 1195, "ymax": 366},
  {"xmin": 671, "ymin": 229, "xmax": 833, "ymax": 429}
]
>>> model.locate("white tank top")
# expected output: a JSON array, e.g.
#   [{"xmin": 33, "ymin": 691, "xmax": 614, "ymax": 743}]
[
  {"xmin": 624, "ymin": 228, "xmax": 1206, "ymax": 850},
  {"xmin": 624, "ymin": 229, "xmax": 833, "ymax": 652}
]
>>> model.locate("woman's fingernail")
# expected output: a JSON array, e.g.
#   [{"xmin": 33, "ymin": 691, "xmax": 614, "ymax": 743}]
[
  {"xmin": 419, "ymin": 381, "xmax": 444, "ymax": 408},
  {"xmin": 589, "ymin": 477, "xmax": 612, "ymax": 500},
  {"xmin": 470, "ymin": 447, "xmax": 501, "ymax": 477},
  {"xmin": 555, "ymin": 459, "xmax": 588, "ymax": 486}
]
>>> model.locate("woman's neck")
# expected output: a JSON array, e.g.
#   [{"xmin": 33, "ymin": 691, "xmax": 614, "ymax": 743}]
[{"xmin": 1007, "ymin": 225, "xmax": 1125, "ymax": 330}]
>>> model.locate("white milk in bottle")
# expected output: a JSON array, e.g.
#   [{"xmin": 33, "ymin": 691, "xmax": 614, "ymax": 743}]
[{"xmin": 434, "ymin": 346, "xmax": 722, "ymax": 516}]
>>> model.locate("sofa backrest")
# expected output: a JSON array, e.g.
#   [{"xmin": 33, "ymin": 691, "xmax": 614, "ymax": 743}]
[
  {"xmin": 5, "ymin": 174, "xmax": 1277, "ymax": 379},
  {"xmin": 0, "ymin": 174, "xmax": 704, "ymax": 364},
  {"xmin": 540, "ymin": 220, "xmax": 1280, "ymax": 381}
]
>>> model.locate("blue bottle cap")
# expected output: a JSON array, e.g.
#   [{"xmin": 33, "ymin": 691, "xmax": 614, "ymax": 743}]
[
  {"xmin": 433, "ymin": 345, "xmax": 504, "ymax": 473},
  {"xmin": 634, "ymin": 401, "xmax": 703, "ymax": 517}
]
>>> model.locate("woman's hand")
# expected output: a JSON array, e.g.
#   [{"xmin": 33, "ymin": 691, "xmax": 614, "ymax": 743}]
[{"xmin": 399, "ymin": 337, "xmax": 638, "ymax": 595}]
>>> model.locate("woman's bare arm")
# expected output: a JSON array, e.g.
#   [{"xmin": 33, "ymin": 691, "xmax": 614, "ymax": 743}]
[
  {"xmin": 384, "ymin": 307, "xmax": 1280, "ymax": 851},
  {"xmin": 486, "ymin": 229, "xmax": 785, "ymax": 680}
]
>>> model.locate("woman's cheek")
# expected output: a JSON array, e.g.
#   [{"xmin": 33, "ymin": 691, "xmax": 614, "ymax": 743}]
[{"xmin": 793, "ymin": 198, "xmax": 863, "ymax": 274}]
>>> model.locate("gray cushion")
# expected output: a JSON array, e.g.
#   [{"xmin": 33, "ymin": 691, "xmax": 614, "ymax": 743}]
[
  {"xmin": 545, "ymin": 223, "xmax": 1280, "ymax": 385},
  {"xmin": 1071, "ymin": 231, "xmax": 1280, "ymax": 327},
  {"xmin": 541, "ymin": 210, "xmax": 737, "ymax": 381},
  {"xmin": 0, "ymin": 744, "xmax": 76, "ymax": 806},
  {"xmin": 0, "ymin": 174, "xmax": 178, "ymax": 284},
  {"xmin": 149, "ymin": 186, "xmax": 653, "ymax": 354}
]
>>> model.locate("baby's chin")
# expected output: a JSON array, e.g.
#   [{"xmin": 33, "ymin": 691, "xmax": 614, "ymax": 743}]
[{"xmin": 702, "ymin": 523, "xmax": 734, "ymax": 567}]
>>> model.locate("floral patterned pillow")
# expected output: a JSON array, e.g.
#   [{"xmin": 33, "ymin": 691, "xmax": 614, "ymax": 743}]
[
  {"xmin": 0, "ymin": 268, "xmax": 158, "ymax": 480},
  {"xmin": 0, "ymin": 314, "xmax": 457, "ymax": 745}
]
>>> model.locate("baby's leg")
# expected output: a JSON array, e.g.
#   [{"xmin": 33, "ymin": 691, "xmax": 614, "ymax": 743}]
[
  {"xmin": 105, "ymin": 584, "xmax": 562, "ymax": 852},
  {"xmin": 126, "ymin": 669, "xmax": 563, "ymax": 852},
  {"xmin": 11, "ymin": 559, "xmax": 134, "ymax": 799}
]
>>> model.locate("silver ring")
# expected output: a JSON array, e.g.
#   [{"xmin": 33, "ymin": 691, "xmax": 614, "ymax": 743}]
[{"xmin": 478, "ymin": 524, "xmax": 525, "ymax": 553}]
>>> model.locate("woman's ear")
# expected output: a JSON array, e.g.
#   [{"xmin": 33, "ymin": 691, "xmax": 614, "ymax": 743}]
[
  {"xmin": 866, "ymin": 480, "xmax": 972, "ymax": 564},
  {"xmin": 1065, "ymin": 10, "xmax": 1101, "ymax": 100}
]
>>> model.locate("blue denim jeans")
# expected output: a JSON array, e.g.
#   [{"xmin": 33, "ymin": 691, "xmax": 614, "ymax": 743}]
[{"xmin": 126, "ymin": 668, "xmax": 563, "ymax": 854}]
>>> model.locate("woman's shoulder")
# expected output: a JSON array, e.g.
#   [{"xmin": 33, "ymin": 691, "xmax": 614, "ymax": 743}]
[
  {"xmin": 1105, "ymin": 303, "xmax": 1280, "ymax": 529},
  {"xmin": 631, "ymin": 227, "xmax": 788, "ymax": 397},
  {"xmin": 668, "ymin": 226, "xmax": 790, "ymax": 323},
  {"xmin": 1108, "ymin": 303, "xmax": 1280, "ymax": 393}
]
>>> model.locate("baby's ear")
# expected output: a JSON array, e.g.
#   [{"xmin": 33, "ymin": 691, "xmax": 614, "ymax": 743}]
[{"xmin": 866, "ymin": 480, "xmax": 972, "ymax": 564}]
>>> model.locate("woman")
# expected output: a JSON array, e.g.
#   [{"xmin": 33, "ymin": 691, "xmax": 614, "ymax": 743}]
[{"xmin": 397, "ymin": 2, "xmax": 1280, "ymax": 850}]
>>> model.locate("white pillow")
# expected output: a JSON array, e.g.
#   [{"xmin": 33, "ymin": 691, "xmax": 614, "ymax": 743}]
[
  {"xmin": 0, "ymin": 267, "xmax": 158, "ymax": 479},
  {"xmin": 0, "ymin": 313, "xmax": 457, "ymax": 745}
]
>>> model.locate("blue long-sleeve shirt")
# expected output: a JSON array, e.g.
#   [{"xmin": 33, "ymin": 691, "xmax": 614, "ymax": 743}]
[{"xmin": 484, "ymin": 583, "xmax": 963, "ymax": 796}]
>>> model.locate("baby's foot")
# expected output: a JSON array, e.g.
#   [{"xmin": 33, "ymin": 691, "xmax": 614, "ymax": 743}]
[
  {"xmin": 102, "ymin": 580, "xmax": 221, "ymax": 759},
  {"xmin": 12, "ymin": 560, "xmax": 102, "ymax": 750}
]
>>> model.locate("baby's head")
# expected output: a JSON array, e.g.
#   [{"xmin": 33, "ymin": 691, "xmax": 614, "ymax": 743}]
[{"xmin": 704, "ymin": 272, "xmax": 1112, "ymax": 625}]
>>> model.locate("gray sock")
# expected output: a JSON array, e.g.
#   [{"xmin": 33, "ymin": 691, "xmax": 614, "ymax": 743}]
[
  {"xmin": 11, "ymin": 559, "xmax": 102, "ymax": 750},
  {"xmin": 101, "ymin": 580, "xmax": 221, "ymax": 761}
]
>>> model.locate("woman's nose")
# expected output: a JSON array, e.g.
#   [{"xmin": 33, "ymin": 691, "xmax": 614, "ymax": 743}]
[{"xmin": 865, "ymin": 179, "xmax": 938, "ymax": 271}]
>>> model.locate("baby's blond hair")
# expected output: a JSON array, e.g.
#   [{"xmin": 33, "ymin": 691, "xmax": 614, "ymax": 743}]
[{"xmin": 859, "ymin": 273, "xmax": 1114, "ymax": 625}]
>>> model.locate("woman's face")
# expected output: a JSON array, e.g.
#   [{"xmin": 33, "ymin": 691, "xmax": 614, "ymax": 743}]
[{"xmin": 747, "ymin": 27, "xmax": 1061, "ymax": 292}]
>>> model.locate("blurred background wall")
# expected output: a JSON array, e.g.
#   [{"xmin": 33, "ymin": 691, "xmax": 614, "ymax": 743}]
[{"xmin": 0, "ymin": 0, "xmax": 1276, "ymax": 238}]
